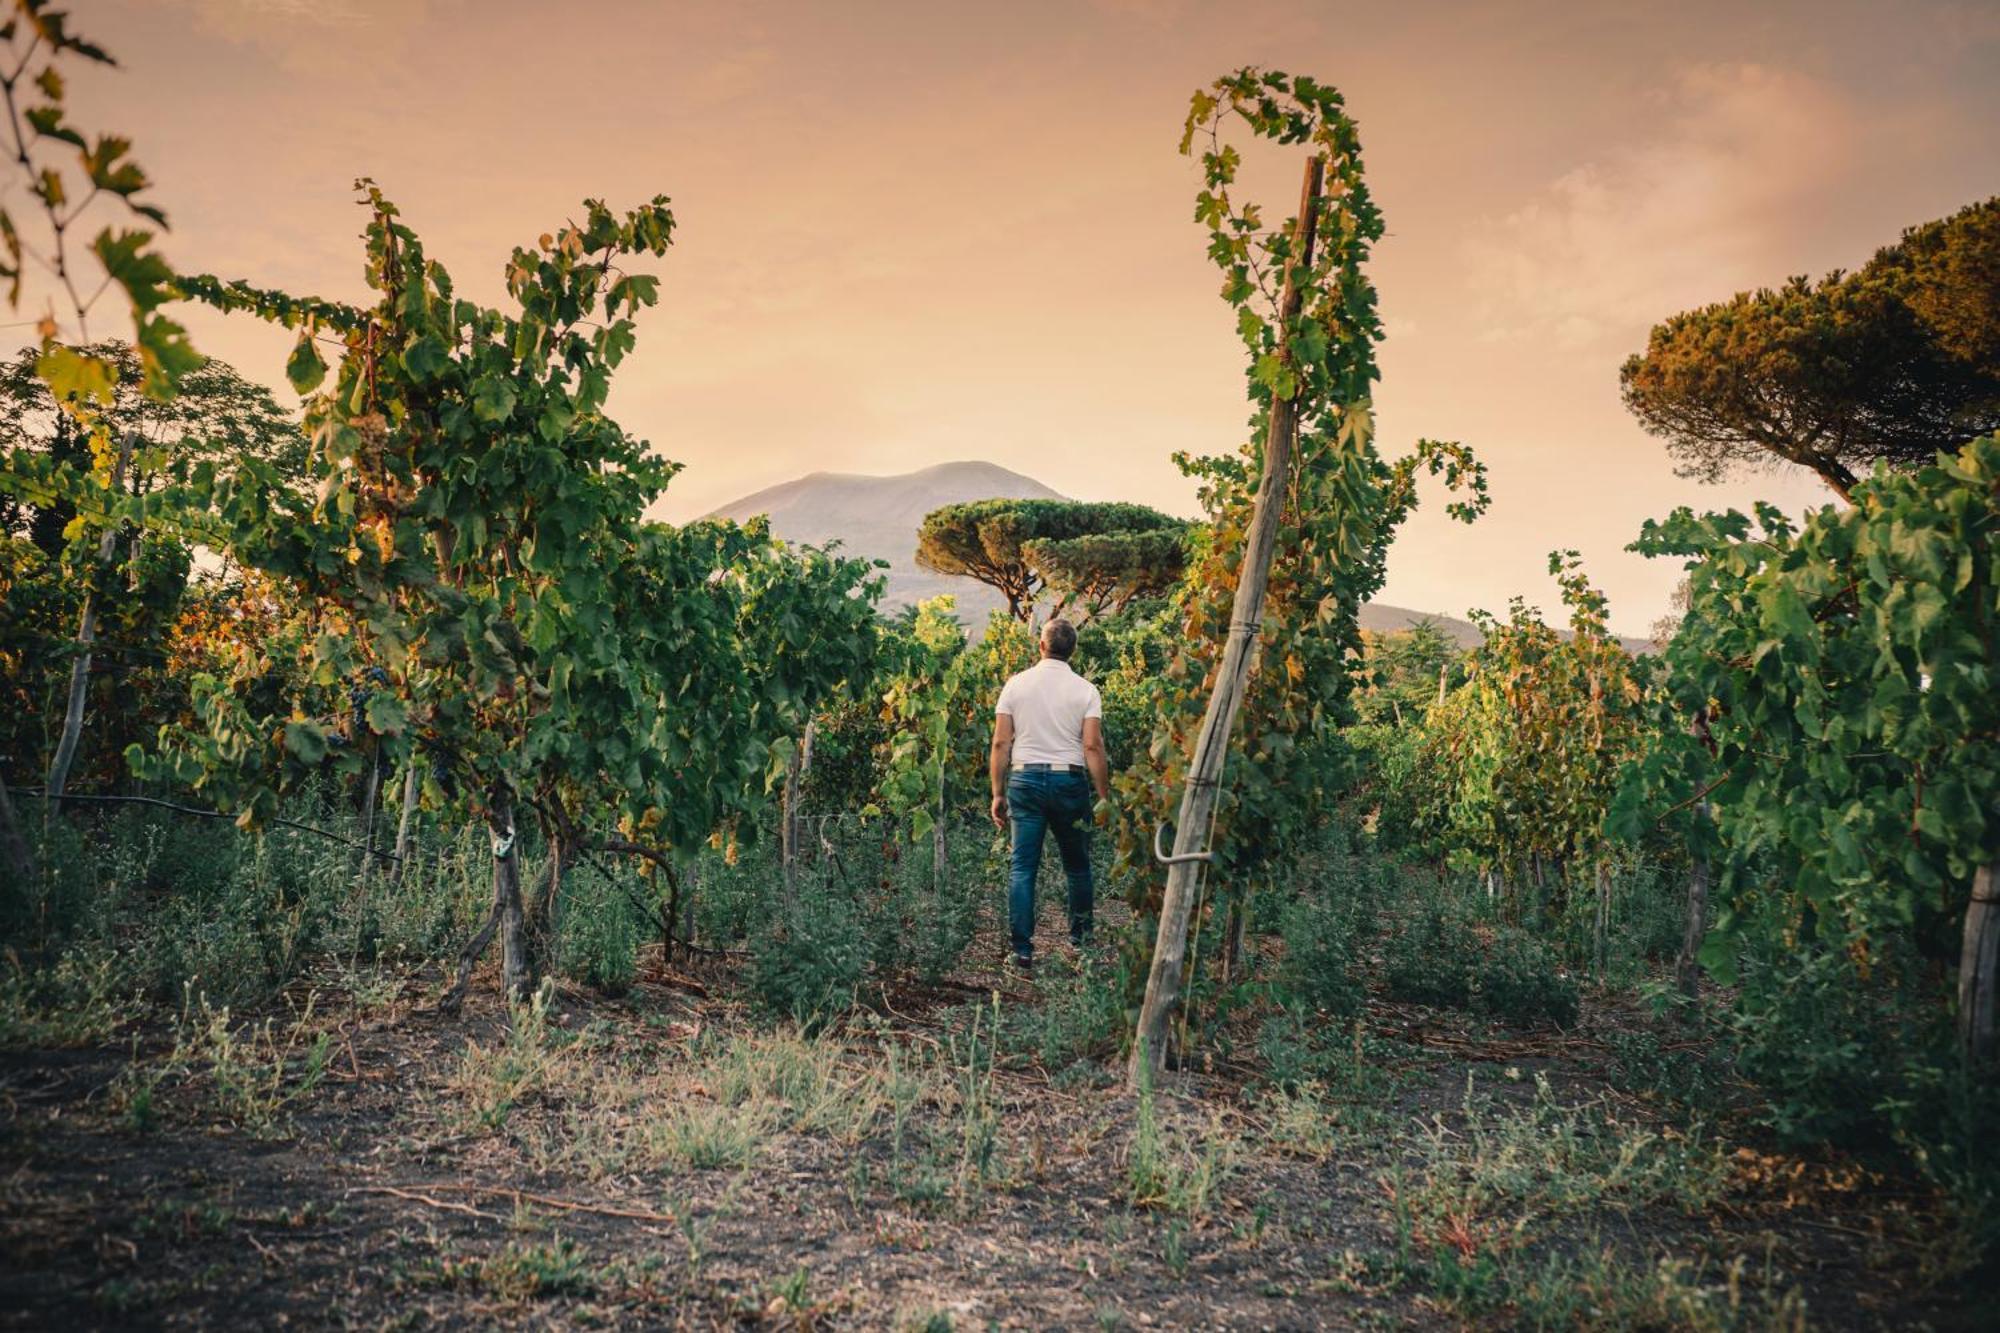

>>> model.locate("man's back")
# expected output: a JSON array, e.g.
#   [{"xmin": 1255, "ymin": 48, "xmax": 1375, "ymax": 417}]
[
  {"xmin": 989, "ymin": 621, "xmax": 1109, "ymax": 970},
  {"xmin": 995, "ymin": 658, "xmax": 1102, "ymax": 767}
]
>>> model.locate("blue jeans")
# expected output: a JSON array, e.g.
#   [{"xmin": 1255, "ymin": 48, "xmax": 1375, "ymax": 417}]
[{"xmin": 1007, "ymin": 768, "xmax": 1094, "ymax": 962}]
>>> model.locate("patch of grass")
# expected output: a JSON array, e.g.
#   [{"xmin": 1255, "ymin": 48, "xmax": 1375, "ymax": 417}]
[
  {"xmin": 1603, "ymin": 1022, "xmax": 1727, "ymax": 1112},
  {"xmin": 648, "ymin": 1098, "xmax": 769, "ymax": 1170},
  {"xmin": 947, "ymin": 997, "xmax": 1003, "ymax": 1204},
  {"xmin": 479, "ymin": 1237, "xmax": 597, "ymax": 1301},
  {"xmin": 1383, "ymin": 1071, "xmax": 1733, "ymax": 1274},
  {"xmin": 446, "ymin": 982, "xmax": 565, "ymax": 1133},
  {"xmin": 1399, "ymin": 1231, "xmax": 1809, "ymax": 1331},
  {"xmin": 1250, "ymin": 1080, "xmax": 1346, "ymax": 1162},
  {"xmin": 177, "ymin": 989, "xmax": 333, "ymax": 1135},
  {"xmin": 1126, "ymin": 1062, "xmax": 1233, "ymax": 1225},
  {"xmin": 112, "ymin": 985, "xmax": 332, "ymax": 1136},
  {"xmin": 712, "ymin": 1028, "xmax": 883, "ymax": 1143},
  {"xmin": 992, "ymin": 951, "xmax": 1122, "ymax": 1076},
  {"xmin": 0, "ymin": 949, "xmax": 130, "ymax": 1048}
]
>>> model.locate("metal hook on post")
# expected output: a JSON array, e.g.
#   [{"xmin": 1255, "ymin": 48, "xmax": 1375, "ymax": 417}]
[{"xmin": 1153, "ymin": 821, "xmax": 1213, "ymax": 867}]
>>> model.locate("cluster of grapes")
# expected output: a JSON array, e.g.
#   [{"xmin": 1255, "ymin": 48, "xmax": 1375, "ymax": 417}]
[
  {"xmin": 423, "ymin": 740, "xmax": 456, "ymax": 799},
  {"xmin": 347, "ymin": 666, "xmax": 392, "ymax": 738}
]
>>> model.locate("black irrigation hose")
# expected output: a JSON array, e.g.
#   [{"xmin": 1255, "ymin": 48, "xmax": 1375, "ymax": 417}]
[{"xmin": 10, "ymin": 788, "xmax": 403, "ymax": 863}]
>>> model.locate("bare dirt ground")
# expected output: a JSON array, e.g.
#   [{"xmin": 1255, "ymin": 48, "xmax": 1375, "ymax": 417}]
[{"xmin": 0, "ymin": 922, "xmax": 1987, "ymax": 1331}]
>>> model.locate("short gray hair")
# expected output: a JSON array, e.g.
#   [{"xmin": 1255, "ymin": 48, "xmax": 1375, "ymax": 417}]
[{"xmin": 1041, "ymin": 618, "xmax": 1077, "ymax": 660}]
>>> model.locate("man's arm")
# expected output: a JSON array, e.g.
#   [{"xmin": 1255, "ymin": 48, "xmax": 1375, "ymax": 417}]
[
  {"xmin": 989, "ymin": 712, "xmax": 1015, "ymax": 830},
  {"xmin": 1081, "ymin": 716, "xmax": 1110, "ymax": 804}
]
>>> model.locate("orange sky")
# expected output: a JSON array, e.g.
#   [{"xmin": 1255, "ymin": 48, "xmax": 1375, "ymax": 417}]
[{"xmin": 32, "ymin": 0, "xmax": 2000, "ymax": 634}]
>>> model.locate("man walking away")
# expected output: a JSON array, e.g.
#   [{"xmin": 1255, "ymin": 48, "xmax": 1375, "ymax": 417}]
[{"xmin": 989, "ymin": 618, "xmax": 1111, "ymax": 973}]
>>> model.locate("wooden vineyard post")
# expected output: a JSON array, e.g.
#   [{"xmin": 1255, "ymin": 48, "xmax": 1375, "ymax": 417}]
[
  {"xmin": 0, "ymin": 769, "xmax": 31, "ymax": 886},
  {"xmin": 781, "ymin": 721, "xmax": 816, "ymax": 902},
  {"xmin": 1129, "ymin": 153, "xmax": 1324, "ymax": 1090},
  {"xmin": 1677, "ymin": 815, "xmax": 1710, "ymax": 1001},
  {"xmin": 933, "ymin": 752, "xmax": 948, "ymax": 898},
  {"xmin": 1961, "ymin": 862, "xmax": 1998, "ymax": 1066},
  {"xmin": 1593, "ymin": 860, "xmax": 1611, "ymax": 981},
  {"xmin": 354, "ymin": 751, "xmax": 384, "ymax": 879},
  {"xmin": 681, "ymin": 858, "xmax": 699, "ymax": 957},
  {"xmin": 1676, "ymin": 711, "xmax": 1715, "ymax": 1002},
  {"xmin": 46, "ymin": 430, "xmax": 136, "ymax": 812},
  {"xmin": 390, "ymin": 763, "xmax": 421, "ymax": 884}
]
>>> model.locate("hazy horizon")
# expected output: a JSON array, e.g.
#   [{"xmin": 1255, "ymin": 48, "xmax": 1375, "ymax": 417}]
[{"xmin": 22, "ymin": 0, "xmax": 1999, "ymax": 636}]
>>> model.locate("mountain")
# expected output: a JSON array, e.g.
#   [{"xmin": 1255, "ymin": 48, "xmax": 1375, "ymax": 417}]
[
  {"xmin": 705, "ymin": 462, "xmax": 1655, "ymax": 653},
  {"xmin": 1358, "ymin": 604, "xmax": 1655, "ymax": 656},
  {"xmin": 705, "ymin": 460, "xmax": 1064, "ymax": 620}
]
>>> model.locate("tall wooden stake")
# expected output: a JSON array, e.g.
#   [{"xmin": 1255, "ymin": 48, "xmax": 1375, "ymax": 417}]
[
  {"xmin": 1676, "ymin": 711, "xmax": 1715, "ymax": 1003},
  {"xmin": 1961, "ymin": 862, "xmax": 1997, "ymax": 1066},
  {"xmin": 47, "ymin": 430, "xmax": 136, "ymax": 812},
  {"xmin": 1129, "ymin": 154, "xmax": 1324, "ymax": 1089},
  {"xmin": 390, "ymin": 763, "xmax": 421, "ymax": 885},
  {"xmin": 1677, "ymin": 812, "xmax": 1710, "ymax": 1002},
  {"xmin": 0, "ymin": 768, "xmax": 32, "ymax": 886},
  {"xmin": 354, "ymin": 750, "xmax": 383, "ymax": 879},
  {"xmin": 1593, "ymin": 859, "xmax": 1611, "ymax": 981},
  {"xmin": 780, "ymin": 721, "xmax": 815, "ymax": 903}
]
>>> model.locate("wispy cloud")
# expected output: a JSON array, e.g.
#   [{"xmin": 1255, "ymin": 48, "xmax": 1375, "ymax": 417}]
[{"xmin": 1463, "ymin": 63, "xmax": 1854, "ymax": 346}]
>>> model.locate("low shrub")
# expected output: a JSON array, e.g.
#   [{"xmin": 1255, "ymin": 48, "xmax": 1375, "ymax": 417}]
[
  {"xmin": 1384, "ymin": 904, "xmax": 1577, "ymax": 1028},
  {"xmin": 748, "ymin": 887, "xmax": 864, "ymax": 1030}
]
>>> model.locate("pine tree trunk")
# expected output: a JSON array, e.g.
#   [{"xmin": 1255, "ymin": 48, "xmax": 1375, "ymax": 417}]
[
  {"xmin": 1130, "ymin": 153, "xmax": 1324, "ymax": 1090},
  {"xmin": 1960, "ymin": 862, "xmax": 1998, "ymax": 1067},
  {"xmin": 46, "ymin": 431, "xmax": 135, "ymax": 812}
]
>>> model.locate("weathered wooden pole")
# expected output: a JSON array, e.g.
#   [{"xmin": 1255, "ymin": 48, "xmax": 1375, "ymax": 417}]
[
  {"xmin": 47, "ymin": 430, "xmax": 136, "ymax": 811},
  {"xmin": 390, "ymin": 763, "xmax": 421, "ymax": 884},
  {"xmin": 1677, "ymin": 815, "xmax": 1710, "ymax": 1002},
  {"xmin": 932, "ymin": 745, "xmax": 949, "ymax": 898},
  {"xmin": 1129, "ymin": 153, "xmax": 1324, "ymax": 1089},
  {"xmin": 354, "ymin": 749, "xmax": 384, "ymax": 879},
  {"xmin": 780, "ymin": 721, "xmax": 815, "ymax": 902},
  {"xmin": 1960, "ymin": 862, "xmax": 1998, "ymax": 1066},
  {"xmin": 1593, "ymin": 859, "xmax": 1611, "ymax": 981},
  {"xmin": 0, "ymin": 769, "xmax": 32, "ymax": 887},
  {"xmin": 1675, "ymin": 711, "xmax": 1715, "ymax": 1003}
]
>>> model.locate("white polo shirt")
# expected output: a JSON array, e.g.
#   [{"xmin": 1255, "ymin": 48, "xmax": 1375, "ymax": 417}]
[{"xmin": 995, "ymin": 658, "xmax": 1102, "ymax": 768}]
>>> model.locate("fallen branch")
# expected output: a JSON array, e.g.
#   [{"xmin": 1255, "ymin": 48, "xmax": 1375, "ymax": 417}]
[
  {"xmin": 419, "ymin": 1183, "xmax": 678, "ymax": 1224},
  {"xmin": 348, "ymin": 1184, "xmax": 504, "ymax": 1222}
]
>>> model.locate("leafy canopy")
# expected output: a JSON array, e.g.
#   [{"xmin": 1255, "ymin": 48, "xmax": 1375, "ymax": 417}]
[
  {"xmin": 1611, "ymin": 431, "xmax": 2000, "ymax": 984},
  {"xmin": 1113, "ymin": 66, "xmax": 1489, "ymax": 918},
  {"xmin": 131, "ymin": 183, "xmax": 879, "ymax": 857},
  {"xmin": 0, "ymin": 2, "xmax": 199, "ymax": 405},
  {"xmin": 915, "ymin": 498, "xmax": 1185, "ymax": 620},
  {"xmin": 1620, "ymin": 197, "xmax": 2000, "ymax": 501},
  {"xmin": 1402, "ymin": 556, "xmax": 1645, "ymax": 883}
]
